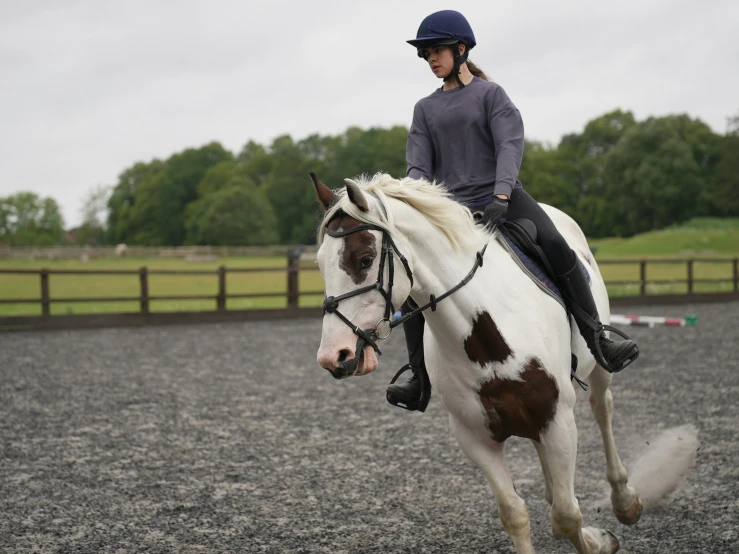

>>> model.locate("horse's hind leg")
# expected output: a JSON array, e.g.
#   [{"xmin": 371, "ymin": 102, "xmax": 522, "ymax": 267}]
[
  {"xmin": 541, "ymin": 405, "xmax": 619, "ymax": 554},
  {"xmin": 588, "ymin": 365, "xmax": 642, "ymax": 525},
  {"xmin": 450, "ymin": 416, "xmax": 536, "ymax": 554}
]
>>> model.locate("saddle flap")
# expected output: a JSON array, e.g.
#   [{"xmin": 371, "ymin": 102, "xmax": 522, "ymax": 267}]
[
  {"xmin": 499, "ymin": 219, "xmax": 541, "ymax": 263},
  {"xmin": 512, "ymin": 218, "xmax": 538, "ymax": 243}
]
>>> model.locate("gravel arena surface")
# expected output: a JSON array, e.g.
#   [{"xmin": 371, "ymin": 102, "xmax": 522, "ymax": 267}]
[{"xmin": 1, "ymin": 301, "xmax": 737, "ymax": 554}]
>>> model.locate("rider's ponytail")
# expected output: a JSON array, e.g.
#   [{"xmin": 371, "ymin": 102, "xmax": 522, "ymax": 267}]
[{"xmin": 466, "ymin": 60, "xmax": 489, "ymax": 81}]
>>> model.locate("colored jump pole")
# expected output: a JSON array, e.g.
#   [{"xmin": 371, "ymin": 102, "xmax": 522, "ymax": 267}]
[{"xmin": 610, "ymin": 314, "xmax": 698, "ymax": 328}]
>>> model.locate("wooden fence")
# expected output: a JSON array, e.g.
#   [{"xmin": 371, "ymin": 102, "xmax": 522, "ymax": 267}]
[
  {"xmin": 1, "ymin": 257, "xmax": 738, "ymax": 331},
  {"xmin": 0, "ymin": 244, "xmax": 318, "ymax": 260},
  {"xmin": 0, "ymin": 254, "xmax": 324, "ymax": 330},
  {"xmin": 0, "ymin": 258, "xmax": 319, "ymax": 316},
  {"xmin": 599, "ymin": 257, "xmax": 739, "ymax": 294}
]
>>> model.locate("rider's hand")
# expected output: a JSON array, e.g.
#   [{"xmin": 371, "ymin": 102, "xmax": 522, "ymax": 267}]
[{"xmin": 481, "ymin": 196, "xmax": 509, "ymax": 229}]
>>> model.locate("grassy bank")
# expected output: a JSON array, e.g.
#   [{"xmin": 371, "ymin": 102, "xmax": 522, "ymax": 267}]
[{"xmin": 589, "ymin": 217, "xmax": 739, "ymax": 258}]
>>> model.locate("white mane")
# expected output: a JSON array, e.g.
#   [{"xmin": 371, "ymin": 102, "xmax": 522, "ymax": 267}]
[{"xmin": 318, "ymin": 173, "xmax": 486, "ymax": 253}]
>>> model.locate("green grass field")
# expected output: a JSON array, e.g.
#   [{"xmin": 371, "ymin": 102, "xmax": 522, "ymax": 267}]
[
  {"xmin": 588, "ymin": 217, "xmax": 739, "ymax": 297},
  {"xmin": 1, "ymin": 218, "xmax": 737, "ymax": 316}
]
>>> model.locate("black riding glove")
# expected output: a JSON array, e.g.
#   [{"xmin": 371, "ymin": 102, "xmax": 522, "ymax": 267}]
[{"xmin": 481, "ymin": 196, "xmax": 509, "ymax": 229}]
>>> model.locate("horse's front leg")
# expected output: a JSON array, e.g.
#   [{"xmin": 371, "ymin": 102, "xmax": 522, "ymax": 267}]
[
  {"xmin": 540, "ymin": 402, "xmax": 620, "ymax": 554},
  {"xmin": 449, "ymin": 415, "xmax": 536, "ymax": 554},
  {"xmin": 533, "ymin": 441, "xmax": 554, "ymax": 506},
  {"xmin": 588, "ymin": 365, "xmax": 642, "ymax": 524}
]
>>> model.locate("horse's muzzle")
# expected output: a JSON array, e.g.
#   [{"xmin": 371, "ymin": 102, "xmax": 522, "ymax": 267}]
[
  {"xmin": 327, "ymin": 334, "xmax": 372, "ymax": 379},
  {"xmin": 329, "ymin": 357, "xmax": 359, "ymax": 379}
]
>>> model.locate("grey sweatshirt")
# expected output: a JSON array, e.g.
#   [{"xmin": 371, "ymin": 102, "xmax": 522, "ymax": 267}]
[{"xmin": 406, "ymin": 76, "xmax": 524, "ymax": 209}]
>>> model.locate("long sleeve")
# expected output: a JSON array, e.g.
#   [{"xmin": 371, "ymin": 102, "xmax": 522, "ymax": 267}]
[
  {"xmin": 488, "ymin": 87, "xmax": 524, "ymax": 198},
  {"xmin": 406, "ymin": 102, "xmax": 435, "ymax": 180}
]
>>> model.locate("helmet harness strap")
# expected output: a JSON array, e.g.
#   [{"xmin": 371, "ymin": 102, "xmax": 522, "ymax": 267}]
[{"xmin": 443, "ymin": 42, "xmax": 469, "ymax": 88}]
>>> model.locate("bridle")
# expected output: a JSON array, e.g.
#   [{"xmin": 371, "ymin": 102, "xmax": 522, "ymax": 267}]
[
  {"xmin": 322, "ymin": 193, "xmax": 488, "ymax": 358},
  {"xmin": 323, "ymin": 221, "xmax": 410, "ymax": 356}
]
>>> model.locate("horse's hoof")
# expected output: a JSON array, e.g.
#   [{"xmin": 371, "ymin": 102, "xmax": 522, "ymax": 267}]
[
  {"xmin": 603, "ymin": 530, "xmax": 620, "ymax": 553},
  {"xmin": 614, "ymin": 496, "xmax": 643, "ymax": 525}
]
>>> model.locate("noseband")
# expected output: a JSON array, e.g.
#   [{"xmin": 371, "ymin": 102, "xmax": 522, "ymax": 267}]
[{"xmin": 322, "ymin": 194, "xmax": 488, "ymax": 357}]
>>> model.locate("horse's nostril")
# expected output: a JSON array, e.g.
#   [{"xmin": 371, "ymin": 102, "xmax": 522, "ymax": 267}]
[{"xmin": 338, "ymin": 349, "xmax": 351, "ymax": 363}]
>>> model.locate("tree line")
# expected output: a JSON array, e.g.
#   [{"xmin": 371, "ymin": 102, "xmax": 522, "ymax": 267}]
[{"xmin": 1, "ymin": 109, "xmax": 737, "ymax": 247}]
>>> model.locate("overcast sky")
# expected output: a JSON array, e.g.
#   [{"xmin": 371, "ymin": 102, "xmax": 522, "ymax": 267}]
[{"xmin": 1, "ymin": 0, "xmax": 737, "ymax": 227}]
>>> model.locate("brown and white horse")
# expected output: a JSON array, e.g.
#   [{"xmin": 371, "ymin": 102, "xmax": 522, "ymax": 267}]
[{"xmin": 311, "ymin": 172, "xmax": 642, "ymax": 554}]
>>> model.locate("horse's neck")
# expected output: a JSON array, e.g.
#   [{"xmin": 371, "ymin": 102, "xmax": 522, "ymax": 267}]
[{"xmin": 392, "ymin": 202, "xmax": 509, "ymax": 338}]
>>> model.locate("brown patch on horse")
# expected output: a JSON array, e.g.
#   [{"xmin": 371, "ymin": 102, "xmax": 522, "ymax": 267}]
[
  {"xmin": 478, "ymin": 357, "xmax": 559, "ymax": 443},
  {"xmin": 464, "ymin": 311, "xmax": 512, "ymax": 366},
  {"xmin": 327, "ymin": 212, "xmax": 377, "ymax": 285}
]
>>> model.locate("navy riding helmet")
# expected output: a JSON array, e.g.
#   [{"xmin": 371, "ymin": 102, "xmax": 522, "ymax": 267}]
[
  {"xmin": 407, "ymin": 10, "xmax": 476, "ymax": 54},
  {"xmin": 407, "ymin": 10, "xmax": 476, "ymax": 87}
]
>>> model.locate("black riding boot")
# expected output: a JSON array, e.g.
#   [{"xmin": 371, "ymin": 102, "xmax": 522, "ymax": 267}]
[
  {"xmin": 386, "ymin": 301, "xmax": 431, "ymax": 412},
  {"xmin": 557, "ymin": 259, "xmax": 640, "ymax": 373}
]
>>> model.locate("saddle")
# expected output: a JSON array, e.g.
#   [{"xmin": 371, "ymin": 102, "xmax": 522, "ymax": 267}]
[
  {"xmin": 495, "ymin": 219, "xmax": 566, "ymax": 309},
  {"xmin": 494, "ymin": 218, "xmax": 590, "ymax": 389}
]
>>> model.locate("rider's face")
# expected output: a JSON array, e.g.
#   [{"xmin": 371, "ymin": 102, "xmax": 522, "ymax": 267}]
[{"xmin": 419, "ymin": 45, "xmax": 456, "ymax": 79}]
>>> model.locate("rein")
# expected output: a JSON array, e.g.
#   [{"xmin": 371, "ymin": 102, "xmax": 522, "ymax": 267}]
[
  {"xmin": 322, "ymin": 194, "xmax": 487, "ymax": 357},
  {"xmin": 389, "ymin": 244, "xmax": 487, "ymax": 329}
]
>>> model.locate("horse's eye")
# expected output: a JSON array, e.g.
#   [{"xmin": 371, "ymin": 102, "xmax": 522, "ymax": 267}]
[{"xmin": 360, "ymin": 257, "xmax": 374, "ymax": 269}]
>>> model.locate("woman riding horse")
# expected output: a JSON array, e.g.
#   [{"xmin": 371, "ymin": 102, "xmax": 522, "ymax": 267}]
[{"xmin": 386, "ymin": 10, "xmax": 640, "ymax": 412}]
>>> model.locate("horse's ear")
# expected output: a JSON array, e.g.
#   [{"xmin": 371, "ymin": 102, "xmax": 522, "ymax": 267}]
[
  {"xmin": 344, "ymin": 178, "xmax": 369, "ymax": 212},
  {"xmin": 310, "ymin": 172, "xmax": 335, "ymax": 211}
]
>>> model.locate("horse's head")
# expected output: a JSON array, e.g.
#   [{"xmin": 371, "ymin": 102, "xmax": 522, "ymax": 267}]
[{"xmin": 310, "ymin": 172, "xmax": 413, "ymax": 380}]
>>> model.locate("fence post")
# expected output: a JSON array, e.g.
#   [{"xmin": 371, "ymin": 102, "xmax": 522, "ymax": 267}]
[
  {"xmin": 139, "ymin": 267, "xmax": 149, "ymax": 314},
  {"xmin": 687, "ymin": 260, "xmax": 694, "ymax": 294},
  {"xmin": 734, "ymin": 258, "xmax": 738, "ymax": 293},
  {"xmin": 640, "ymin": 260, "xmax": 647, "ymax": 296},
  {"xmin": 286, "ymin": 248, "xmax": 301, "ymax": 309},
  {"xmin": 217, "ymin": 266, "xmax": 226, "ymax": 311},
  {"xmin": 40, "ymin": 269, "xmax": 50, "ymax": 316}
]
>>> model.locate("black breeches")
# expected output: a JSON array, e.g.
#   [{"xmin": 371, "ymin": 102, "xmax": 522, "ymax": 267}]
[{"xmin": 507, "ymin": 188, "xmax": 576, "ymax": 276}]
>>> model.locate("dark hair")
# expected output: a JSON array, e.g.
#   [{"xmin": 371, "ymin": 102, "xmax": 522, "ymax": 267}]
[{"xmin": 466, "ymin": 59, "xmax": 489, "ymax": 81}]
